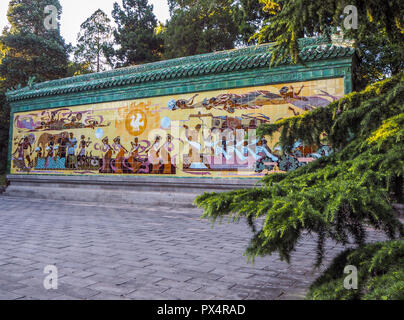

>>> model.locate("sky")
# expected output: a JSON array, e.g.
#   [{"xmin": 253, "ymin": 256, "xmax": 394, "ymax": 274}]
[{"xmin": 0, "ymin": 0, "xmax": 170, "ymax": 45}]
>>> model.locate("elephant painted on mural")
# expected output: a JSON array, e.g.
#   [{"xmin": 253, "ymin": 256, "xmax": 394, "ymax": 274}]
[{"xmin": 36, "ymin": 132, "xmax": 69, "ymax": 152}]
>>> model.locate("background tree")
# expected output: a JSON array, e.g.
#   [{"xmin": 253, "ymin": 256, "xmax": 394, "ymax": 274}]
[
  {"xmin": 0, "ymin": 0, "xmax": 70, "ymax": 174},
  {"xmin": 253, "ymin": 0, "xmax": 403, "ymax": 88},
  {"xmin": 0, "ymin": 93, "xmax": 9, "ymax": 177},
  {"xmin": 195, "ymin": 1, "xmax": 404, "ymax": 299},
  {"xmin": 196, "ymin": 73, "xmax": 404, "ymax": 271},
  {"xmin": 234, "ymin": 0, "xmax": 274, "ymax": 45},
  {"xmin": 74, "ymin": 9, "xmax": 114, "ymax": 73},
  {"xmin": 66, "ymin": 61, "xmax": 92, "ymax": 77},
  {"xmin": 110, "ymin": 0, "xmax": 163, "ymax": 67},
  {"xmin": 1, "ymin": 0, "xmax": 70, "ymax": 85},
  {"xmin": 163, "ymin": 0, "xmax": 241, "ymax": 59}
]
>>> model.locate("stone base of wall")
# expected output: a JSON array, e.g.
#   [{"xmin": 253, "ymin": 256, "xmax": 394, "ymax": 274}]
[{"xmin": 4, "ymin": 175, "xmax": 261, "ymax": 208}]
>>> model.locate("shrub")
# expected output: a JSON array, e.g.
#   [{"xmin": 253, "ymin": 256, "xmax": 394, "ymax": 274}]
[
  {"xmin": 195, "ymin": 74, "xmax": 404, "ymax": 267},
  {"xmin": 307, "ymin": 240, "xmax": 404, "ymax": 300}
]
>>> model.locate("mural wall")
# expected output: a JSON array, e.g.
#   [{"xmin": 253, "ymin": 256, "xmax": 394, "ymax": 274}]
[{"xmin": 10, "ymin": 78, "xmax": 344, "ymax": 178}]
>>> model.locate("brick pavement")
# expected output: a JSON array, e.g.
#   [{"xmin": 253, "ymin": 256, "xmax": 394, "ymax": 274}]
[{"xmin": 0, "ymin": 195, "xmax": 388, "ymax": 300}]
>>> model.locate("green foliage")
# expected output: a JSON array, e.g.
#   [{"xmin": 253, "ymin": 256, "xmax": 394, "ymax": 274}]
[
  {"xmin": 307, "ymin": 240, "xmax": 404, "ymax": 300},
  {"xmin": 355, "ymin": 24, "xmax": 404, "ymax": 88},
  {"xmin": 163, "ymin": 0, "xmax": 241, "ymax": 59},
  {"xmin": 7, "ymin": 0, "xmax": 62, "ymax": 35},
  {"xmin": 0, "ymin": 93, "xmax": 9, "ymax": 174},
  {"xmin": 253, "ymin": 0, "xmax": 404, "ymax": 88},
  {"xmin": 0, "ymin": 173, "xmax": 5, "ymax": 186},
  {"xmin": 164, "ymin": 0, "xmax": 270, "ymax": 53},
  {"xmin": 0, "ymin": 0, "xmax": 69, "ymax": 174},
  {"xmin": 66, "ymin": 61, "xmax": 92, "ymax": 77},
  {"xmin": 111, "ymin": 0, "xmax": 163, "ymax": 67},
  {"xmin": 0, "ymin": 32, "xmax": 69, "ymax": 86},
  {"xmin": 0, "ymin": 0, "xmax": 70, "ymax": 87},
  {"xmin": 74, "ymin": 9, "xmax": 114, "ymax": 73},
  {"xmin": 195, "ymin": 74, "xmax": 404, "ymax": 267},
  {"xmin": 235, "ymin": 0, "xmax": 273, "ymax": 45}
]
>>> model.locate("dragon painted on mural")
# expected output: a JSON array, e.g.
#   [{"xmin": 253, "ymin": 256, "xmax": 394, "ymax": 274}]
[
  {"xmin": 168, "ymin": 85, "xmax": 340, "ymax": 114},
  {"xmin": 14, "ymin": 108, "xmax": 111, "ymax": 132}
]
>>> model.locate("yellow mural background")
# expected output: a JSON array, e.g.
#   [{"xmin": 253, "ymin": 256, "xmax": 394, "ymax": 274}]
[{"xmin": 11, "ymin": 78, "xmax": 345, "ymax": 178}]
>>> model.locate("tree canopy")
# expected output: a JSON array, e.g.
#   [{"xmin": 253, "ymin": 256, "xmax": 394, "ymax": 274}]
[
  {"xmin": 110, "ymin": 0, "xmax": 163, "ymax": 67},
  {"xmin": 195, "ymin": 0, "xmax": 404, "ymax": 272},
  {"xmin": 74, "ymin": 9, "xmax": 114, "ymax": 73},
  {"xmin": 0, "ymin": 0, "xmax": 70, "ymax": 174},
  {"xmin": 253, "ymin": 0, "xmax": 403, "ymax": 88},
  {"xmin": 163, "ymin": 0, "xmax": 241, "ymax": 59},
  {"xmin": 0, "ymin": 0, "xmax": 69, "ymax": 88},
  {"xmin": 307, "ymin": 239, "xmax": 404, "ymax": 300},
  {"xmin": 196, "ymin": 73, "xmax": 404, "ymax": 267}
]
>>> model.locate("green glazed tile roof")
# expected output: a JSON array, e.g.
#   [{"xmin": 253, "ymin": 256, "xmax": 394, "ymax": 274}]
[{"xmin": 6, "ymin": 36, "xmax": 355, "ymax": 102}]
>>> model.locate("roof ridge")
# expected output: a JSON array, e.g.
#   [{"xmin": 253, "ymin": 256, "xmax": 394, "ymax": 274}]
[
  {"xmin": 6, "ymin": 36, "xmax": 354, "ymax": 102},
  {"xmin": 28, "ymin": 43, "xmax": 275, "ymax": 91}
]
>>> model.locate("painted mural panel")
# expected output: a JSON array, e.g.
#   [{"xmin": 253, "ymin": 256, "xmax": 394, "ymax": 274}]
[{"xmin": 10, "ymin": 78, "xmax": 344, "ymax": 178}]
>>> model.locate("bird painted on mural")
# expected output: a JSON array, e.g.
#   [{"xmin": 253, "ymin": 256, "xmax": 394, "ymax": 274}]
[{"xmin": 130, "ymin": 113, "xmax": 144, "ymax": 132}]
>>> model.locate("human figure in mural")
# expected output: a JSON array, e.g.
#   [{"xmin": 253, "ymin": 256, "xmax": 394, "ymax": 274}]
[
  {"xmin": 100, "ymin": 137, "xmax": 114, "ymax": 174},
  {"xmin": 57, "ymin": 132, "xmax": 69, "ymax": 167},
  {"xmin": 212, "ymin": 133, "xmax": 231, "ymax": 165},
  {"xmin": 34, "ymin": 146, "xmax": 42, "ymax": 168},
  {"xmin": 242, "ymin": 141, "xmax": 249, "ymax": 158},
  {"xmin": 47, "ymin": 111, "xmax": 57, "ymax": 130},
  {"xmin": 65, "ymin": 112, "xmax": 83, "ymax": 129},
  {"xmin": 203, "ymin": 134, "xmax": 216, "ymax": 157},
  {"xmin": 254, "ymin": 138, "xmax": 279, "ymax": 173},
  {"xmin": 202, "ymin": 127, "xmax": 221, "ymax": 157},
  {"xmin": 160, "ymin": 134, "xmax": 176, "ymax": 174},
  {"xmin": 48, "ymin": 110, "xmax": 67, "ymax": 131},
  {"xmin": 146, "ymin": 136, "xmax": 162, "ymax": 174},
  {"xmin": 168, "ymin": 94, "xmax": 199, "ymax": 110},
  {"xmin": 11, "ymin": 78, "xmax": 341, "ymax": 177},
  {"xmin": 183, "ymin": 124, "xmax": 208, "ymax": 169},
  {"xmin": 66, "ymin": 133, "xmax": 78, "ymax": 169},
  {"xmin": 128, "ymin": 137, "xmax": 143, "ymax": 173},
  {"xmin": 77, "ymin": 135, "xmax": 92, "ymax": 169},
  {"xmin": 45, "ymin": 136, "xmax": 57, "ymax": 169},
  {"xmin": 279, "ymin": 85, "xmax": 305, "ymax": 101},
  {"xmin": 113, "ymin": 136, "xmax": 128, "ymax": 174},
  {"xmin": 12, "ymin": 136, "xmax": 33, "ymax": 171}
]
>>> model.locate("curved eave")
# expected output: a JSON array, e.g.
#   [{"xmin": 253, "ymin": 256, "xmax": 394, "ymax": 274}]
[{"xmin": 6, "ymin": 43, "xmax": 355, "ymax": 103}]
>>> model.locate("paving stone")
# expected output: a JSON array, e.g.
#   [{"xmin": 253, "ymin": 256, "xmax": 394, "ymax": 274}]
[
  {"xmin": 59, "ymin": 275, "xmax": 99, "ymax": 287},
  {"xmin": 0, "ymin": 196, "xmax": 388, "ymax": 300},
  {"xmin": 49, "ymin": 295, "xmax": 81, "ymax": 300},
  {"xmin": 91, "ymin": 292, "xmax": 131, "ymax": 300},
  {"xmin": 124, "ymin": 290, "xmax": 178, "ymax": 300},
  {"xmin": 0, "ymin": 289, "xmax": 25, "ymax": 300},
  {"xmin": 276, "ymin": 287, "xmax": 307, "ymax": 300},
  {"xmin": 164, "ymin": 288, "xmax": 216, "ymax": 300},
  {"xmin": 154, "ymin": 279, "xmax": 203, "ymax": 292},
  {"xmin": 56, "ymin": 284, "xmax": 100, "ymax": 300},
  {"xmin": 0, "ymin": 279, "xmax": 28, "ymax": 292},
  {"xmin": 11, "ymin": 286, "xmax": 64, "ymax": 300},
  {"xmin": 87, "ymin": 282, "xmax": 136, "ymax": 296}
]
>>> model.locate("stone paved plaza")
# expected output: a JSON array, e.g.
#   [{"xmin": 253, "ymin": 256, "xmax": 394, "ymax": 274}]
[{"xmin": 0, "ymin": 195, "xmax": 388, "ymax": 300}]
